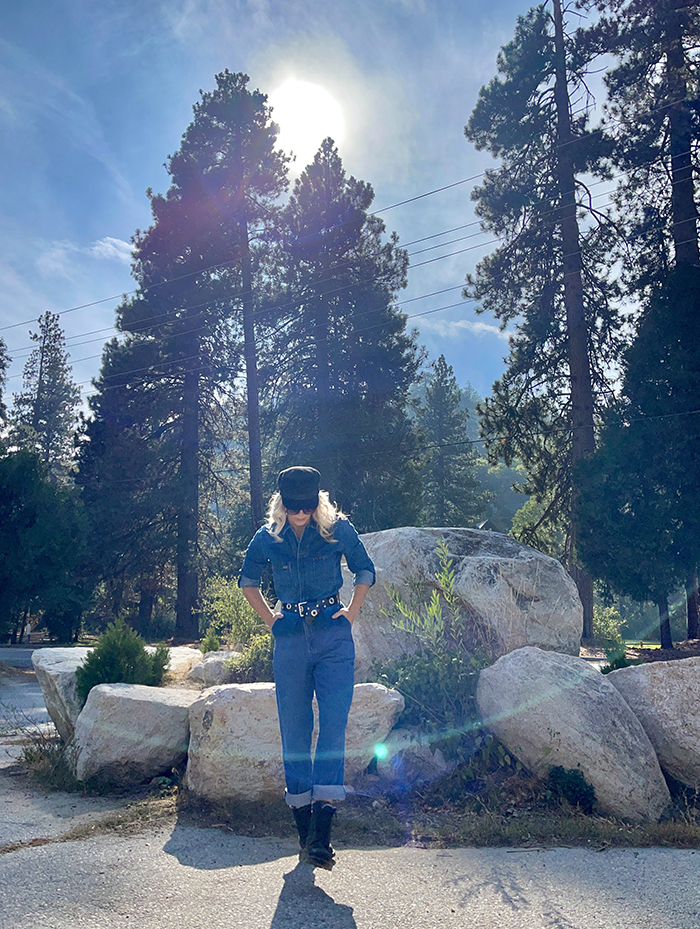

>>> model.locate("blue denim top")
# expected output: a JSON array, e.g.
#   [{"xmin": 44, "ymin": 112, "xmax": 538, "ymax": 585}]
[{"xmin": 239, "ymin": 517, "xmax": 375, "ymax": 603}]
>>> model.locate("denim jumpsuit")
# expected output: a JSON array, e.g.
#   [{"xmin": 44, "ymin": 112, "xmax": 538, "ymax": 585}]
[{"xmin": 239, "ymin": 517, "xmax": 375, "ymax": 807}]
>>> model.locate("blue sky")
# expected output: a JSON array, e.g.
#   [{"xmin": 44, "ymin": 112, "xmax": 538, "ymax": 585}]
[{"xmin": 0, "ymin": 0, "xmax": 533, "ymax": 404}]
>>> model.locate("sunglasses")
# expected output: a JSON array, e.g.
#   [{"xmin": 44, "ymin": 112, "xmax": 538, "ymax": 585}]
[{"xmin": 286, "ymin": 507, "xmax": 316, "ymax": 515}]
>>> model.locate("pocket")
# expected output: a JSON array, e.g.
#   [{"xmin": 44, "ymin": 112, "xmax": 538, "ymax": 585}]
[{"xmin": 271, "ymin": 610, "xmax": 301, "ymax": 637}]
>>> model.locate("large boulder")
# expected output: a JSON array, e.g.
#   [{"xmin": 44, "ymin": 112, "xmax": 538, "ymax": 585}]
[
  {"xmin": 476, "ymin": 647, "xmax": 670, "ymax": 822},
  {"xmin": 608, "ymin": 657, "xmax": 700, "ymax": 789},
  {"xmin": 73, "ymin": 683, "xmax": 199, "ymax": 785},
  {"xmin": 160, "ymin": 646, "xmax": 204, "ymax": 682},
  {"xmin": 31, "ymin": 647, "xmax": 92, "ymax": 742},
  {"xmin": 185, "ymin": 681, "xmax": 404, "ymax": 802},
  {"xmin": 186, "ymin": 650, "xmax": 241, "ymax": 688},
  {"xmin": 341, "ymin": 527, "xmax": 583, "ymax": 680}
]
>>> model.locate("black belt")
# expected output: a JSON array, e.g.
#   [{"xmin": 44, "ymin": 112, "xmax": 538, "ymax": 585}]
[{"xmin": 282, "ymin": 594, "xmax": 340, "ymax": 620}]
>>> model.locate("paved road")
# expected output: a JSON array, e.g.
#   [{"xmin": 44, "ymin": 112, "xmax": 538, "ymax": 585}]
[
  {"xmin": 0, "ymin": 654, "xmax": 48, "ymax": 730},
  {"xmin": 0, "ymin": 647, "xmax": 36, "ymax": 670},
  {"xmin": 1, "ymin": 819, "xmax": 699, "ymax": 929}
]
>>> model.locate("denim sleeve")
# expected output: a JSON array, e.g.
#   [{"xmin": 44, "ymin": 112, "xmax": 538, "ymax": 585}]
[
  {"xmin": 238, "ymin": 529, "xmax": 269, "ymax": 588},
  {"xmin": 337, "ymin": 519, "xmax": 375, "ymax": 587}
]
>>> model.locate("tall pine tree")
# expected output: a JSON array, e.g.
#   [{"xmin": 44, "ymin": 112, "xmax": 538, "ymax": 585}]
[
  {"xmin": 269, "ymin": 139, "xmax": 422, "ymax": 530},
  {"xmin": 464, "ymin": 3, "xmax": 620, "ymax": 636},
  {"xmin": 80, "ymin": 71, "xmax": 288, "ymax": 638},
  {"xmin": 418, "ymin": 355, "xmax": 491, "ymax": 527},
  {"xmin": 11, "ymin": 312, "xmax": 80, "ymax": 481}
]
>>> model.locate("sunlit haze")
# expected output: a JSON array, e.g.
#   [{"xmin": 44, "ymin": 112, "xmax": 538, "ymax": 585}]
[{"xmin": 269, "ymin": 79, "xmax": 346, "ymax": 172}]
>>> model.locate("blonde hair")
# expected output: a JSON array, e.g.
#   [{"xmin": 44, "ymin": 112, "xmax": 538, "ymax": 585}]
[{"xmin": 267, "ymin": 489, "xmax": 346, "ymax": 542}]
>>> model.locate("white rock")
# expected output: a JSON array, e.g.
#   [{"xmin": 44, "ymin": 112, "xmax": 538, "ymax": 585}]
[
  {"xmin": 476, "ymin": 647, "xmax": 670, "ymax": 822},
  {"xmin": 341, "ymin": 527, "xmax": 583, "ymax": 680},
  {"xmin": 185, "ymin": 681, "xmax": 404, "ymax": 802},
  {"xmin": 73, "ymin": 683, "xmax": 199, "ymax": 785},
  {"xmin": 608, "ymin": 657, "xmax": 700, "ymax": 789},
  {"xmin": 31, "ymin": 647, "xmax": 92, "ymax": 742},
  {"xmin": 185, "ymin": 683, "xmax": 283, "ymax": 801},
  {"xmin": 161, "ymin": 646, "xmax": 204, "ymax": 681},
  {"xmin": 186, "ymin": 650, "xmax": 241, "ymax": 687}
]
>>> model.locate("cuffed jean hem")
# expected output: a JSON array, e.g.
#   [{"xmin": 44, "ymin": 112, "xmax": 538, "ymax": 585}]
[
  {"xmin": 312, "ymin": 784, "xmax": 347, "ymax": 803},
  {"xmin": 285, "ymin": 789, "xmax": 313, "ymax": 808}
]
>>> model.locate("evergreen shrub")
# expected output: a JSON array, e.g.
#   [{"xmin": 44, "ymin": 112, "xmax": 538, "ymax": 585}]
[
  {"xmin": 374, "ymin": 651, "xmax": 487, "ymax": 731},
  {"xmin": 75, "ymin": 618, "xmax": 169, "ymax": 708},
  {"xmin": 592, "ymin": 604, "xmax": 625, "ymax": 661},
  {"xmin": 200, "ymin": 628, "xmax": 220, "ymax": 654}
]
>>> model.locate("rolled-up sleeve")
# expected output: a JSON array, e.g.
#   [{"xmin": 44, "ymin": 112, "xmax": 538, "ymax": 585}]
[
  {"xmin": 338, "ymin": 520, "xmax": 375, "ymax": 587},
  {"xmin": 238, "ymin": 529, "xmax": 269, "ymax": 588}
]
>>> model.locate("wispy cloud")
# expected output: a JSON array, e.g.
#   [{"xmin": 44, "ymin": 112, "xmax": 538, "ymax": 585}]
[
  {"xmin": 419, "ymin": 317, "xmax": 510, "ymax": 341},
  {"xmin": 0, "ymin": 37, "xmax": 134, "ymax": 205},
  {"xmin": 36, "ymin": 237, "xmax": 132, "ymax": 280}
]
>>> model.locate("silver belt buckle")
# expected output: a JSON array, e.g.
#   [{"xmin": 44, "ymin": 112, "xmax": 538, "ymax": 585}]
[{"xmin": 297, "ymin": 602, "xmax": 305, "ymax": 617}]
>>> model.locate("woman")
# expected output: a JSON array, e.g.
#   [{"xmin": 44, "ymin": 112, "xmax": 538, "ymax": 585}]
[{"xmin": 239, "ymin": 466, "xmax": 375, "ymax": 869}]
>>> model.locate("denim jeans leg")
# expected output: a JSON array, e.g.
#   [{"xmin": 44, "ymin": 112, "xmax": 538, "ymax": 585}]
[
  {"xmin": 311, "ymin": 614, "xmax": 355, "ymax": 800},
  {"xmin": 273, "ymin": 630, "xmax": 315, "ymax": 805}
]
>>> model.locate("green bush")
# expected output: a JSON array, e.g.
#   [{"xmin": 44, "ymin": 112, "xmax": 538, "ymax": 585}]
[
  {"xmin": 200, "ymin": 628, "xmax": 220, "ymax": 654},
  {"xmin": 75, "ymin": 618, "xmax": 170, "ymax": 708},
  {"xmin": 200, "ymin": 576, "xmax": 264, "ymax": 647},
  {"xmin": 385, "ymin": 539, "xmax": 499, "ymax": 658},
  {"xmin": 593, "ymin": 604, "xmax": 625, "ymax": 661},
  {"xmin": 224, "ymin": 632, "xmax": 274, "ymax": 683},
  {"xmin": 376, "ymin": 539, "xmax": 493, "ymax": 732},
  {"xmin": 374, "ymin": 650, "xmax": 488, "ymax": 731},
  {"xmin": 547, "ymin": 765, "xmax": 596, "ymax": 813},
  {"xmin": 601, "ymin": 653, "xmax": 643, "ymax": 674}
]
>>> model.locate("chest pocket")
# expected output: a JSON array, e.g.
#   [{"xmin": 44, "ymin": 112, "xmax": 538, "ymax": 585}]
[{"xmin": 310, "ymin": 547, "xmax": 340, "ymax": 590}]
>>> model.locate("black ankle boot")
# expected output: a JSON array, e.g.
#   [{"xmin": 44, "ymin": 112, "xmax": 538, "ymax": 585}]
[
  {"xmin": 306, "ymin": 801, "xmax": 336, "ymax": 870},
  {"xmin": 292, "ymin": 804, "xmax": 312, "ymax": 852}
]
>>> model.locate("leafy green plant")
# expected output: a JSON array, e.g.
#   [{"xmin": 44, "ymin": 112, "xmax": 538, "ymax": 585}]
[
  {"xmin": 385, "ymin": 538, "xmax": 497, "ymax": 658},
  {"xmin": 593, "ymin": 604, "xmax": 625, "ymax": 662},
  {"xmin": 374, "ymin": 651, "xmax": 488, "ymax": 731},
  {"xmin": 200, "ymin": 628, "xmax": 220, "ymax": 654},
  {"xmin": 75, "ymin": 618, "xmax": 169, "ymax": 708},
  {"xmin": 376, "ymin": 539, "xmax": 493, "ymax": 732},
  {"xmin": 224, "ymin": 632, "xmax": 274, "ymax": 683},
  {"xmin": 200, "ymin": 576, "xmax": 265, "ymax": 647},
  {"xmin": 547, "ymin": 765, "xmax": 596, "ymax": 813}
]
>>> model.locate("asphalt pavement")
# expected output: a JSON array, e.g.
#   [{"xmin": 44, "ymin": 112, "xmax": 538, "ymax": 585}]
[
  {"xmin": 2, "ymin": 820, "xmax": 699, "ymax": 929},
  {"xmin": 2, "ymin": 652, "xmax": 700, "ymax": 928}
]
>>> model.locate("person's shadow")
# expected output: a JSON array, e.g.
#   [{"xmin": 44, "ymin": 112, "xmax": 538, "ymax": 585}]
[
  {"xmin": 269, "ymin": 862, "xmax": 356, "ymax": 928},
  {"xmin": 163, "ymin": 818, "xmax": 356, "ymax": 928}
]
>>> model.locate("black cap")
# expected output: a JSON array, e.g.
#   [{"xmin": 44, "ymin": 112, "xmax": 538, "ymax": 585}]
[{"xmin": 278, "ymin": 466, "xmax": 321, "ymax": 511}]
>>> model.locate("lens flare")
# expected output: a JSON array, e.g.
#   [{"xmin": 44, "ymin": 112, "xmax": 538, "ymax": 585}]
[{"xmin": 374, "ymin": 743, "xmax": 388, "ymax": 760}]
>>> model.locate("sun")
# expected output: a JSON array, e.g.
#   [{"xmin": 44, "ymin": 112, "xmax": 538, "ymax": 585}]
[{"xmin": 269, "ymin": 79, "xmax": 345, "ymax": 171}]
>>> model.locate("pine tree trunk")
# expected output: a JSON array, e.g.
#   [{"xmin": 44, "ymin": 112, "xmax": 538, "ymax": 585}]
[
  {"xmin": 686, "ymin": 568, "xmax": 700, "ymax": 640},
  {"xmin": 553, "ymin": 0, "xmax": 596, "ymax": 640},
  {"xmin": 136, "ymin": 579, "xmax": 156, "ymax": 637},
  {"xmin": 175, "ymin": 363, "xmax": 200, "ymax": 641},
  {"xmin": 240, "ymin": 219, "xmax": 264, "ymax": 531},
  {"xmin": 656, "ymin": 596, "xmax": 673, "ymax": 650},
  {"xmin": 666, "ymin": 1, "xmax": 700, "ymax": 268}
]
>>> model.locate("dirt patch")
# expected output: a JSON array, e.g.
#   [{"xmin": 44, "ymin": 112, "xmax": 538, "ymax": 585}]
[{"xmin": 627, "ymin": 640, "xmax": 700, "ymax": 663}]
